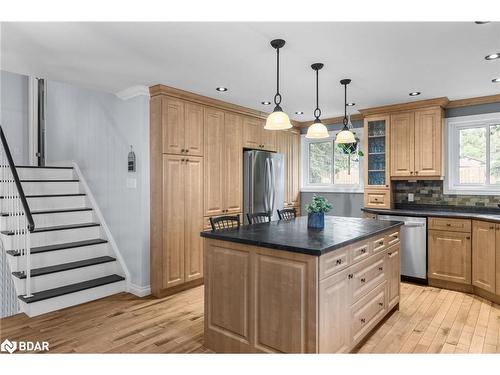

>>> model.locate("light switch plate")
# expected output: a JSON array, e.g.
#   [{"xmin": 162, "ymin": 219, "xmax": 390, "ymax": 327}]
[
  {"xmin": 126, "ymin": 178, "xmax": 137, "ymax": 189},
  {"xmin": 408, "ymin": 193, "xmax": 414, "ymax": 202}
]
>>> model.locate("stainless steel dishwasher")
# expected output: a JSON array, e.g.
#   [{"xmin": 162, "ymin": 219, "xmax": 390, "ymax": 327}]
[{"xmin": 378, "ymin": 214, "xmax": 427, "ymax": 283}]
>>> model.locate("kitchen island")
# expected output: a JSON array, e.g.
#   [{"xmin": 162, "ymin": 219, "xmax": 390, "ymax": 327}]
[{"xmin": 200, "ymin": 216, "xmax": 403, "ymax": 353}]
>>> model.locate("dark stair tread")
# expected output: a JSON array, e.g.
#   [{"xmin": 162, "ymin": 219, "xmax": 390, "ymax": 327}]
[
  {"xmin": 7, "ymin": 238, "xmax": 108, "ymax": 256},
  {"xmin": 1, "ymin": 222, "xmax": 100, "ymax": 235},
  {"xmin": 0, "ymin": 193, "xmax": 86, "ymax": 199},
  {"xmin": 18, "ymin": 274, "xmax": 125, "ymax": 304},
  {"xmin": 15, "ymin": 165, "xmax": 74, "ymax": 170},
  {"xmin": 13, "ymin": 256, "xmax": 116, "ymax": 279},
  {"xmin": 1, "ymin": 207, "xmax": 92, "ymax": 216},
  {"xmin": 20, "ymin": 179, "xmax": 79, "ymax": 182}
]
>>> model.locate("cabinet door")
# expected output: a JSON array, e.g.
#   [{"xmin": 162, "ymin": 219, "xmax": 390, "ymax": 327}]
[
  {"xmin": 289, "ymin": 130, "xmax": 301, "ymax": 207},
  {"xmin": 204, "ymin": 108, "xmax": 225, "ymax": 216},
  {"xmin": 414, "ymin": 108, "xmax": 443, "ymax": 177},
  {"xmin": 242, "ymin": 117, "xmax": 263, "ymax": 149},
  {"xmin": 162, "ymin": 154, "xmax": 185, "ymax": 288},
  {"xmin": 184, "ymin": 156, "xmax": 204, "ymax": 282},
  {"xmin": 184, "ymin": 102, "xmax": 204, "ymax": 156},
  {"xmin": 276, "ymin": 130, "xmax": 290, "ymax": 206},
  {"xmin": 365, "ymin": 116, "xmax": 390, "ymax": 188},
  {"xmin": 319, "ymin": 270, "xmax": 351, "ymax": 353},
  {"xmin": 261, "ymin": 125, "xmax": 277, "ymax": 152},
  {"xmin": 387, "ymin": 244, "xmax": 400, "ymax": 309},
  {"xmin": 472, "ymin": 221, "xmax": 496, "ymax": 293},
  {"xmin": 496, "ymin": 225, "xmax": 500, "ymax": 295},
  {"xmin": 224, "ymin": 112, "xmax": 243, "ymax": 214},
  {"xmin": 162, "ymin": 98, "xmax": 185, "ymax": 155},
  {"xmin": 390, "ymin": 112, "xmax": 414, "ymax": 177},
  {"xmin": 428, "ymin": 230, "xmax": 471, "ymax": 285}
]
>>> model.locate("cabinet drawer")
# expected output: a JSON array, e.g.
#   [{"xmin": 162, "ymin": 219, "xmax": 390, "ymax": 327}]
[
  {"xmin": 364, "ymin": 190, "xmax": 390, "ymax": 209},
  {"xmin": 372, "ymin": 236, "xmax": 386, "ymax": 254},
  {"xmin": 428, "ymin": 217, "xmax": 471, "ymax": 233},
  {"xmin": 319, "ymin": 247, "xmax": 350, "ymax": 280},
  {"xmin": 349, "ymin": 240, "xmax": 371, "ymax": 264},
  {"xmin": 351, "ymin": 281, "xmax": 387, "ymax": 346},
  {"xmin": 349, "ymin": 252, "xmax": 386, "ymax": 303},
  {"xmin": 385, "ymin": 230, "xmax": 400, "ymax": 246}
]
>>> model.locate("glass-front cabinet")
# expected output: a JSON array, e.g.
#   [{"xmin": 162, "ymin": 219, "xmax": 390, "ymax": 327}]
[{"xmin": 363, "ymin": 115, "xmax": 391, "ymax": 209}]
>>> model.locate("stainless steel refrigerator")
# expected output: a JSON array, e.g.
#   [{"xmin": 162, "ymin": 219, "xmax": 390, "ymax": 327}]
[{"xmin": 243, "ymin": 150, "xmax": 284, "ymax": 223}]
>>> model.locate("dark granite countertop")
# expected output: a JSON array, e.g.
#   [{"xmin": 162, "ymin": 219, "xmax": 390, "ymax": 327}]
[
  {"xmin": 200, "ymin": 216, "xmax": 403, "ymax": 256},
  {"xmin": 362, "ymin": 204, "xmax": 500, "ymax": 223}
]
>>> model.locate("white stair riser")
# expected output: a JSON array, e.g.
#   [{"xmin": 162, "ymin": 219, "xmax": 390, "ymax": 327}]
[
  {"xmin": 7, "ymin": 243, "xmax": 110, "ymax": 270},
  {"xmin": 13, "ymin": 261, "xmax": 120, "ymax": 293},
  {"xmin": 1, "ymin": 226, "xmax": 101, "ymax": 249},
  {"xmin": 20, "ymin": 181, "xmax": 81, "ymax": 195},
  {"xmin": 0, "ymin": 211, "xmax": 94, "ymax": 228},
  {"xmin": 26, "ymin": 196, "xmax": 88, "ymax": 210},
  {"xmin": 16, "ymin": 168, "xmax": 74, "ymax": 180},
  {"xmin": 20, "ymin": 280, "xmax": 126, "ymax": 317}
]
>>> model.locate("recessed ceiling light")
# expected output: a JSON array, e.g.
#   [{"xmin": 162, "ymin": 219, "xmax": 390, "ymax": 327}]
[
  {"xmin": 216, "ymin": 87, "xmax": 228, "ymax": 92},
  {"xmin": 295, "ymin": 111, "xmax": 304, "ymax": 115},
  {"xmin": 409, "ymin": 91, "xmax": 421, "ymax": 96},
  {"xmin": 261, "ymin": 101, "xmax": 271, "ymax": 105},
  {"xmin": 475, "ymin": 21, "xmax": 490, "ymax": 24},
  {"xmin": 493, "ymin": 78, "xmax": 500, "ymax": 83},
  {"xmin": 346, "ymin": 102, "xmax": 356, "ymax": 107},
  {"xmin": 485, "ymin": 53, "xmax": 500, "ymax": 60}
]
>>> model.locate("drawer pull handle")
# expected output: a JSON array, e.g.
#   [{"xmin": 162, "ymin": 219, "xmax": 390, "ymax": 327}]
[
  {"xmin": 379, "ymin": 266, "xmax": 383, "ymax": 271},
  {"xmin": 446, "ymin": 223, "xmax": 451, "ymax": 226},
  {"xmin": 388, "ymin": 252, "xmax": 392, "ymax": 256},
  {"xmin": 336, "ymin": 259, "xmax": 342, "ymax": 265},
  {"xmin": 360, "ymin": 318, "xmax": 366, "ymax": 323},
  {"xmin": 361, "ymin": 278, "xmax": 366, "ymax": 283},
  {"xmin": 490, "ymin": 226, "xmax": 495, "ymax": 230},
  {"xmin": 466, "ymin": 236, "xmax": 471, "ymax": 240},
  {"xmin": 378, "ymin": 302, "xmax": 384, "ymax": 307},
  {"xmin": 378, "ymin": 241, "xmax": 384, "ymax": 246},
  {"xmin": 361, "ymin": 248, "xmax": 367, "ymax": 254},
  {"xmin": 348, "ymin": 274, "xmax": 353, "ymax": 279}
]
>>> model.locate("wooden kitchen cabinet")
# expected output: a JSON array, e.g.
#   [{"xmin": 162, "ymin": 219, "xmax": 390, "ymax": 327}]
[
  {"xmin": 390, "ymin": 112, "xmax": 414, "ymax": 177},
  {"xmin": 162, "ymin": 154, "xmax": 204, "ymax": 289},
  {"xmin": 204, "ymin": 109, "xmax": 244, "ymax": 217},
  {"xmin": 472, "ymin": 221, "xmax": 496, "ymax": 293},
  {"xmin": 386, "ymin": 243, "xmax": 400, "ymax": 309},
  {"xmin": 162, "ymin": 98, "xmax": 204, "ymax": 156},
  {"xmin": 277, "ymin": 128, "xmax": 301, "ymax": 208},
  {"xmin": 242, "ymin": 116, "xmax": 276, "ymax": 151},
  {"xmin": 496, "ymin": 224, "xmax": 500, "ymax": 295},
  {"xmin": 428, "ymin": 229, "xmax": 471, "ymax": 285}
]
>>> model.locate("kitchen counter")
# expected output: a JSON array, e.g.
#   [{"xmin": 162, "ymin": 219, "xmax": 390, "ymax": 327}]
[
  {"xmin": 362, "ymin": 205, "xmax": 500, "ymax": 222},
  {"xmin": 202, "ymin": 215, "xmax": 402, "ymax": 353},
  {"xmin": 200, "ymin": 215, "xmax": 403, "ymax": 256}
]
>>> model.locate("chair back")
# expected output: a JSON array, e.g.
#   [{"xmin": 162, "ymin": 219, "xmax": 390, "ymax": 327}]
[
  {"xmin": 277, "ymin": 208, "xmax": 297, "ymax": 221},
  {"xmin": 246, "ymin": 212, "xmax": 271, "ymax": 224},
  {"xmin": 209, "ymin": 215, "xmax": 240, "ymax": 231}
]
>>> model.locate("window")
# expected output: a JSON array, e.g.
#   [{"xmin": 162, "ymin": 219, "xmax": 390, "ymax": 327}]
[
  {"xmin": 446, "ymin": 113, "xmax": 500, "ymax": 195},
  {"xmin": 301, "ymin": 129, "xmax": 364, "ymax": 192}
]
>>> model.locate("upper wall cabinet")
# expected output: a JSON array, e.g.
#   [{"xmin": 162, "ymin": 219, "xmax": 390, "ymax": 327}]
[
  {"xmin": 242, "ymin": 116, "xmax": 277, "ymax": 152},
  {"xmin": 390, "ymin": 107, "xmax": 444, "ymax": 179},
  {"xmin": 162, "ymin": 98, "xmax": 204, "ymax": 156}
]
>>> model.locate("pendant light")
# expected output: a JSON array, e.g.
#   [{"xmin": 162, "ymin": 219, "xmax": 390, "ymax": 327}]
[
  {"xmin": 265, "ymin": 39, "xmax": 292, "ymax": 130},
  {"xmin": 306, "ymin": 63, "xmax": 329, "ymax": 139},
  {"xmin": 335, "ymin": 79, "xmax": 356, "ymax": 144}
]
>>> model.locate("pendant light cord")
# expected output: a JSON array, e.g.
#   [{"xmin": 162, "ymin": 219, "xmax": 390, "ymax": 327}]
[
  {"xmin": 343, "ymin": 83, "xmax": 348, "ymax": 126},
  {"xmin": 314, "ymin": 69, "xmax": 321, "ymax": 120},
  {"xmin": 274, "ymin": 47, "xmax": 282, "ymax": 107}
]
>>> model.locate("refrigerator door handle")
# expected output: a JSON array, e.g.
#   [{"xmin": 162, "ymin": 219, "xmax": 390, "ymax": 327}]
[
  {"xmin": 269, "ymin": 158, "xmax": 276, "ymax": 214},
  {"xmin": 263, "ymin": 158, "xmax": 270, "ymax": 212},
  {"xmin": 249, "ymin": 152, "xmax": 254, "ymax": 214}
]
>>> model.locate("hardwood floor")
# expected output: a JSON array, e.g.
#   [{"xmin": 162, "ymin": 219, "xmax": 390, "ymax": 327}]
[{"xmin": 1, "ymin": 282, "xmax": 500, "ymax": 353}]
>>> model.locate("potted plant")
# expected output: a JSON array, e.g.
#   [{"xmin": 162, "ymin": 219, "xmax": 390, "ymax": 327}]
[{"xmin": 306, "ymin": 195, "xmax": 332, "ymax": 230}]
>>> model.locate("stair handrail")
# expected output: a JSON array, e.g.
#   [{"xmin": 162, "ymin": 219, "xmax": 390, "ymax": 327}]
[{"xmin": 0, "ymin": 126, "xmax": 34, "ymax": 231}]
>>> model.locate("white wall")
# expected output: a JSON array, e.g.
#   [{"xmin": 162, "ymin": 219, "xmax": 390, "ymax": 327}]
[
  {"xmin": 0, "ymin": 70, "xmax": 29, "ymax": 164},
  {"xmin": 45, "ymin": 80, "xmax": 150, "ymax": 290}
]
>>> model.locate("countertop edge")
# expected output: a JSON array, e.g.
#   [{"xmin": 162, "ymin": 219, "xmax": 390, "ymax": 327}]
[{"xmin": 361, "ymin": 207, "xmax": 500, "ymax": 222}]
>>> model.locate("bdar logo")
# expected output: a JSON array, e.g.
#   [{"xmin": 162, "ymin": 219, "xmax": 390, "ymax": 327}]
[{"xmin": 1, "ymin": 339, "xmax": 17, "ymax": 354}]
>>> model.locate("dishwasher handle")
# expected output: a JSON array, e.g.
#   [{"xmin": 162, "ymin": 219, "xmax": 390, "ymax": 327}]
[{"xmin": 404, "ymin": 222, "xmax": 426, "ymax": 228}]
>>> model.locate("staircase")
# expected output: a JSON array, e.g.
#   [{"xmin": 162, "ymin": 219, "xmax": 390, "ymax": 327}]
[{"xmin": 1, "ymin": 129, "xmax": 127, "ymax": 317}]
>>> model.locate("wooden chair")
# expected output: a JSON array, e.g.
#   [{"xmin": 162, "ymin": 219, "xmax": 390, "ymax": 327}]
[
  {"xmin": 247, "ymin": 212, "xmax": 272, "ymax": 224},
  {"xmin": 277, "ymin": 208, "xmax": 297, "ymax": 221},
  {"xmin": 209, "ymin": 215, "xmax": 240, "ymax": 231}
]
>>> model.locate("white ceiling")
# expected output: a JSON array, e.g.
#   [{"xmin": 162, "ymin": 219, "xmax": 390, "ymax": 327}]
[{"xmin": 1, "ymin": 22, "xmax": 500, "ymax": 120}]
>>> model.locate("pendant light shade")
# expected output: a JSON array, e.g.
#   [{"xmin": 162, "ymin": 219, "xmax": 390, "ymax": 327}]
[
  {"xmin": 306, "ymin": 63, "xmax": 329, "ymax": 139},
  {"xmin": 335, "ymin": 79, "xmax": 356, "ymax": 144},
  {"xmin": 265, "ymin": 39, "xmax": 292, "ymax": 130}
]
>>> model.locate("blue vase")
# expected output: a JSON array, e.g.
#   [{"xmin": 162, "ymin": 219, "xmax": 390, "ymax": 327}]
[{"xmin": 308, "ymin": 212, "xmax": 324, "ymax": 229}]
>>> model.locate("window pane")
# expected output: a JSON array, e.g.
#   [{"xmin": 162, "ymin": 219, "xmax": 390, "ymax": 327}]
[
  {"xmin": 334, "ymin": 145, "xmax": 360, "ymax": 184},
  {"xmin": 490, "ymin": 125, "xmax": 500, "ymax": 184},
  {"xmin": 308, "ymin": 141, "xmax": 333, "ymax": 184},
  {"xmin": 459, "ymin": 127, "xmax": 486, "ymax": 184}
]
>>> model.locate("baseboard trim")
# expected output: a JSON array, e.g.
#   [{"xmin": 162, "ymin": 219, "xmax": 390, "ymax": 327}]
[
  {"xmin": 153, "ymin": 278, "xmax": 204, "ymax": 298},
  {"xmin": 128, "ymin": 283, "xmax": 151, "ymax": 297}
]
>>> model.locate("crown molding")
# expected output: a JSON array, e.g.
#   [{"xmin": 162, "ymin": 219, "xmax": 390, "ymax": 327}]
[
  {"xmin": 358, "ymin": 97, "xmax": 449, "ymax": 117},
  {"xmin": 447, "ymin": 94, "xmax": 500, "ymax": 109},
  {"xmin": 115, "ymin": 85, "xmax": 150, "ymax": 100}
]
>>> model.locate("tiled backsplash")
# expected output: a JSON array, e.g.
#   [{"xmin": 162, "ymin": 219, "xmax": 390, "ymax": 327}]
[{"xmin": 392, "ymin": 180, "xmax": 500, "ymax": 208}]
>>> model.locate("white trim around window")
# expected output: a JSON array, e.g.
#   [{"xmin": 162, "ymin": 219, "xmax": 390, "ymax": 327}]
[
  {"xmin": 445, "ymin": 112, "xmax": 500, "ymax": 195},
  {"xmin": 300, "ymin": 128, "xmax": 364, "ymax": 193}
]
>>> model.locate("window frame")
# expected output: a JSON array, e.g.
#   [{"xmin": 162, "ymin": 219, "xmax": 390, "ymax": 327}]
[
  {"xmin": 445, "ymin": 112, "xmax": 500, "ymax": 195},
  {"xmin": 301, "ymin": 128, "xmax": 364, "ymax": 193}
]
